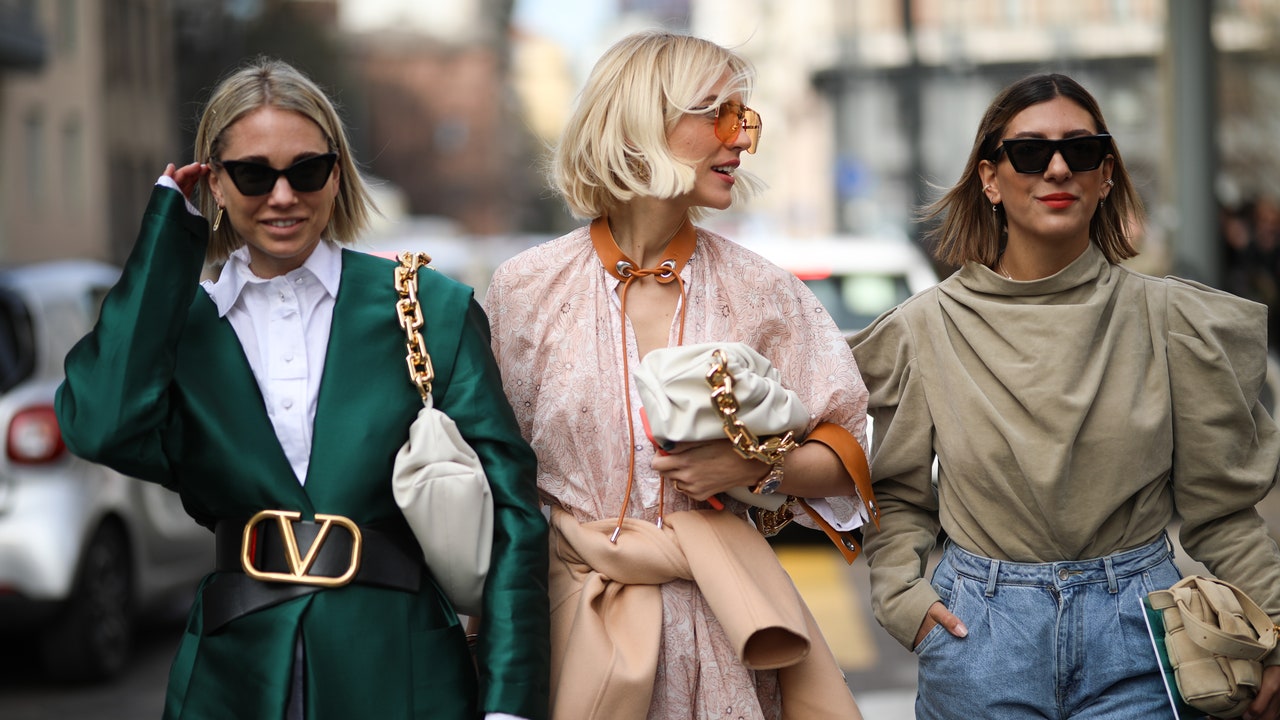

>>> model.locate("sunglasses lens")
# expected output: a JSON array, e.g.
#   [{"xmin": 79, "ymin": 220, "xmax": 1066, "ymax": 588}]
[
  {"xmin": 1060, "ymin": 137, "xmax": 1106, "ymax": 172},
  {"xmin": 711, "ymin": 102, "xmax": 762, "ymax": 153},
  {"xmin": 1004, "ymin": 142, "xmax": 1054, "ymax": 174},
  {"xmin": 286, "ymin": 154, "xmax": 338, "ymax": 192},
  {"xmin": 226, "ymin": 164, "xmax": 278, "ymax": 196},
  {"xmin": 714, "ymin": 101, "xmax": 740, "ymax": 144}
]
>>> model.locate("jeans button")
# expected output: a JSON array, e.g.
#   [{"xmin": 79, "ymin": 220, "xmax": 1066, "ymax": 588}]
[{"xmin": 1058, "ymin": 568, "xmax": 1069, "ymax": 581}]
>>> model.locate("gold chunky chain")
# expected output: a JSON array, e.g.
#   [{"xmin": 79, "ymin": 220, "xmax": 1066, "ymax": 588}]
[
  {"xmin": 394, "ymin": 252, "xmax": 434, "ymax": 403},
  {"xmin": 704, "ymin": 347, "xmax": 798, "ymax": 465}
]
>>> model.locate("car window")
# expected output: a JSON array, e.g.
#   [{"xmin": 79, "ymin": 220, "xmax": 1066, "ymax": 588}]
[
  {"xmin": 0, "ymin": 287, "xmax": 36, "ymax": 392},
  {"xmin": 804, "ymin": 273, "xmax": 913, "ymax": 332}
]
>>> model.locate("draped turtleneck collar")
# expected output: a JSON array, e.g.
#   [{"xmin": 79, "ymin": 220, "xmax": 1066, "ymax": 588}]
[{"xmin": 958, "ymin": 242, "xmax": 1109, "ymax": 298}]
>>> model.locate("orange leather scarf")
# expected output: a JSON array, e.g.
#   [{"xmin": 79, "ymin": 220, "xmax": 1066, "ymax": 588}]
[{"xmin": 589, "ymin": 216, "xmax": 696, "ymax": 541}]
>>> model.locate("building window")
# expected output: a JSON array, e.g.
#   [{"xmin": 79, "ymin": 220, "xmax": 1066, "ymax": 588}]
[
  {"xmin": 62, "ymin": 117, "xmax": 83, "ymax": 215},
  {"xmin": 24, "ymin": 112, "xmax": 45, "ymax": 211},
  {"xmin": 57, "ymin": 0, "xmax": 78, "ymax": 56}
]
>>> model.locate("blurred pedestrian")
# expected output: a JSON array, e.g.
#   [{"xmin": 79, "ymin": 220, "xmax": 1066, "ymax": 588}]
[
  {"xmin": 54, "ymin": 56, "xmax": 548, "ymax": 720},
  {"xmin": 485, "ymin": 30, "xmax": 868, "ymax": 720},
  {"xmin": 851, "ymin": 72, "xmax": 1280, "ymax": 719}
]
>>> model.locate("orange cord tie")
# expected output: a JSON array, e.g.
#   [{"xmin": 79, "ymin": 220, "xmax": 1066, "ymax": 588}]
[{"xmin": 590, "ymin": 217, "xmax": 694, "ymax": 543}]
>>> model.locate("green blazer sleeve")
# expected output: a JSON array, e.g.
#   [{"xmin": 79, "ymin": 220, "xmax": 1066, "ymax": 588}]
[
  {"xmin": 55, "ymin": 186, "xmax": 207, "ymax": 490},
  {"xmin": 416, "ymin": 269, "xmax": 551, "ymax": 719}
]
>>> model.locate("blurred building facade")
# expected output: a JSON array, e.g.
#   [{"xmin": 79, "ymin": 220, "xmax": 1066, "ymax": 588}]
[
  {"xmin": 0, "ymin": 0, "xmax": 176, "ymax": 265},
  {"xmin": 334, "ymin": 0, "xmax": 551, "ymax": 235},
  {"xmin": 1, "ymin": 0, "xmax": 1279, "ymax": 294},
  {"xmin": 688, "ymin": 0, "xmax": 1280, "ymax": 285}
]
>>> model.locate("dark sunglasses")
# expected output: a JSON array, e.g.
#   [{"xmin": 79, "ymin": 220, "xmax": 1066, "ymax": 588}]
[
  {"xmin": 708, "ymin": 100, "xmax": 762, "ymax": 154},
  {"xmin": 213, "ymin": 152, "xmax": 338, "ymax": 196},
  {"xmin": 995, "ymin": 134, "xmax": 1112, "ymax": 174}
]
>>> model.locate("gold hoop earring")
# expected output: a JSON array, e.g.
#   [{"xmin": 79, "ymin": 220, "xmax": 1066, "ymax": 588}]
[{"xmin": 212, "ymin": 207, "xmax": 224, "ymax": 232}]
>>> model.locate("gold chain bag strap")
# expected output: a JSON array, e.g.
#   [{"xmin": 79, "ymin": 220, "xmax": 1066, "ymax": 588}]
[
  {"xmin": 1146, "ymin": 575, "xmax": 1279, "ymax": 718},
  {"xmin": 391, "ymin": 252, "xmax": 493, "ymax": 617},
  {"xmin": 704, "ymin": 348, "xmax": 868, "ymax": 564},
  {"xmin": 704, "ymin": 347, "xmax": 798, "ymax": 512}
]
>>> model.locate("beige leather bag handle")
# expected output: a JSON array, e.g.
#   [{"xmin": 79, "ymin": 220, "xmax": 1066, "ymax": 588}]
[{"xmin": 1149, "ymin": 576, "xmax": 1277, "ymax": 660}]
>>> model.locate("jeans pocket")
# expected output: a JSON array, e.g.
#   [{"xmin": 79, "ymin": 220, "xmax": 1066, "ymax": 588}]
[
  {"xmin": 916, "ymin": 569, "xmax": 971, "ymax": 656},
  {"xmin": 930, "ymin": 557, "xmax": 958, "ymax": 604},
  {"xmin": 913, "ymin": 618, "xmax": 948, "ymax": 655}
]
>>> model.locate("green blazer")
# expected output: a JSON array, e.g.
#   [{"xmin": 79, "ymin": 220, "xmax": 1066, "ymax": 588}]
[{"xmin": 55, "ymin": 187, "xmax": 549, "ymax": 720}]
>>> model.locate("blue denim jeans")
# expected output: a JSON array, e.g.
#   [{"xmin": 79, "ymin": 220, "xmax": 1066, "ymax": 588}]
[{"xmin": 914, "ymin": 534, "xmax": 1183, "ymax": 720}]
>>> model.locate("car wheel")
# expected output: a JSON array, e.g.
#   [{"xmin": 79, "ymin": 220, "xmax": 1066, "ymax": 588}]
[{"xmin": 39, "ymin": 522, "xmax": 133, "ymax": 681}]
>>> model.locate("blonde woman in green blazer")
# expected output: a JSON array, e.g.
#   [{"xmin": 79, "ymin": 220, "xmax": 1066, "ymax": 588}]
[{"xmin": 55, "ymin": 57, "xmax": 549, "ymax": 720}]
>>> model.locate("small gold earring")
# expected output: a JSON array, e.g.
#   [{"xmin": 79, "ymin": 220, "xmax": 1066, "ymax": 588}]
[{"xmin": 212, "ymin": 207, "xmax": 224, "ymax": 232}]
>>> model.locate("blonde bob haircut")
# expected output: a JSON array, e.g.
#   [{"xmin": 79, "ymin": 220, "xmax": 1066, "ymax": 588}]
[
  {"xmin": 551, "ymin": 30, "xmax": 762, "ymax": 221},
  {"xmin": 194, "ymin": 56, "xmax": 377, "ymax": 264},
  {"xmin": 922, "ymin": 73, "xmax": 1142, "ymax": 268}
]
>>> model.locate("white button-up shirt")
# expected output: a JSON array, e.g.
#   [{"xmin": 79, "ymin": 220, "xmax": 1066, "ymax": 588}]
[{"xmin": 201, "ymin": 240, "xmax": 340, "ymax": 485}]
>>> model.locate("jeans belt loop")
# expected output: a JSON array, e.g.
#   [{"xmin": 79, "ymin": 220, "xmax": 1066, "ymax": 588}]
[
  {"xmin": 1103, "ymin": 555, "xmax": 1118, "ymax": 594},
  {"xmin": 985, "ymin": 559, "xmax": 1000, "ymax": 597}
]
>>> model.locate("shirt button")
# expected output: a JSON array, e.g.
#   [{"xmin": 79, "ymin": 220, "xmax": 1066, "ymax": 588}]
[
  {"xmin": 284, "ymin": 353, "xmax": 294, "ymax": 363},
  {"xmin": 282, "ymin": 398, "xmax": 294, "ymax": 410}
]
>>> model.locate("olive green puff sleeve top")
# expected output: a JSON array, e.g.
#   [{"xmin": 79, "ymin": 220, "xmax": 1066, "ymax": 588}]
[{"xmin": 850, "ymin": 242, "xmax": 1280, "ymax": 659}]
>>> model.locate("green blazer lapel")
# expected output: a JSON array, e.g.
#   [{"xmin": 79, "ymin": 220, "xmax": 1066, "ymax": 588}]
[
  {"xmin": 178, "ymin": 295, "xmax": 312, "ymax": 514},
  {"xmin": 306, "ymin": 250, "xmax": 422, "ymax": 519}
]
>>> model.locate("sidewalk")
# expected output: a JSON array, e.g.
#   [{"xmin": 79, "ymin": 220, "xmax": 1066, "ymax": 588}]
[{"xmin": 855, "ymin": 691, "xmax": 917, "ymax": 718}]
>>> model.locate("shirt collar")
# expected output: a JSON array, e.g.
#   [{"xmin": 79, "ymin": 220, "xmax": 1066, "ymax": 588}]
[{"xmin": 203, "ymin": 240, "xmax": 344, "ymax": 317}]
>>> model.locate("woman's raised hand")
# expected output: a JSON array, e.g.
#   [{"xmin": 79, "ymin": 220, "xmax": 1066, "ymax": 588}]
[{"xmin": 163, "ymin": 162, "xmax": 210, "ymax": 202}]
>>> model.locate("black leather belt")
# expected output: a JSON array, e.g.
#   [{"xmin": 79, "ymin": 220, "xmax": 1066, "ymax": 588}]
[{"xmin": 202, "ymin": 511, "xmax": 422, "ymax": 634}]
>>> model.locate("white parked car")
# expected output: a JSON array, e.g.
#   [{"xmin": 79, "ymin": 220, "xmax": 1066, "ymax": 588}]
[
  {"xmin": 0, "ymin": 260, "xmax": 213, "ymax": 681},
  {"xmin": 740, "ymin": 235, "xmax": 941, "ymax": 338},
  {"xmin": 744, "ymin": 235, "xmax": 944, "ymax": 493}
]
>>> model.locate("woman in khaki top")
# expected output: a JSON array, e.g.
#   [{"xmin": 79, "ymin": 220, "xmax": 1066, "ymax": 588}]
[{"xmin": 851, "ymin": 73, "xmax": 1280, "ymax": 719}]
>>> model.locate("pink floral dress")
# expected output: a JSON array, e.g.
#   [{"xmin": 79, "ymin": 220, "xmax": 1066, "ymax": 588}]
[{"xmin": 486, "ymin": 225, "xmax": 869, "ymax": 720}]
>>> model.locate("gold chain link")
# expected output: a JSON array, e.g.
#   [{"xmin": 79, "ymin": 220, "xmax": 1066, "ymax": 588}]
[
  {"xmin": 394, "ymin": 252, "xmax": 435, "ymax": 403},
  {"xmin": 703, "ymin": 347, "xmax": 798, "ymax": 465}
]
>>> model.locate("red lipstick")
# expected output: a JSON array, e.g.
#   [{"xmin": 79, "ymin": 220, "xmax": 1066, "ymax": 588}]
[{"xmin": 1039, "ymin": 193, "xmax": 1076, "ymax": 209}]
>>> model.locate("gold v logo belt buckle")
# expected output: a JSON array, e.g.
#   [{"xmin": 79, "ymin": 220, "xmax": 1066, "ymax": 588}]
[{"xmin": 240, "ymin": 510, "xmax": 363, "ymax": 588}]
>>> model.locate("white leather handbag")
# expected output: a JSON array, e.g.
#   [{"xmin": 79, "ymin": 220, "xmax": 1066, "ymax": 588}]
[
  {"xmin": 390, "ymin": 253, "xmax": 492, "ymax": 617},
  {"xmin": 633, "ymin": 341, "xmax": 809, "ymax": 510}
]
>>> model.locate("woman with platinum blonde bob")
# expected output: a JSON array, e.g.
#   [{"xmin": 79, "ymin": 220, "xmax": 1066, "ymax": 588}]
[
  {"xmin": 486, "ymin": 30, "xmax": 869, "ymax": 720},
  {"xmin": 851, "ymin": 72, "xmax": 1280, "ymax": 720},
  {"xmin": 55, "ymin": 57, "xmax": 549, "ymax": 720}
]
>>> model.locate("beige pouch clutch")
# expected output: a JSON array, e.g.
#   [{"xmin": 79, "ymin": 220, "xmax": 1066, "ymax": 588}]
[{"xmin": 1147, "ymin": 576, "xmax": 1278, "ymax": 718}]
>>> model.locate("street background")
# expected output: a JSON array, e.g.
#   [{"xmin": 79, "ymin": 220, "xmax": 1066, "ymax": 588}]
[{"xmin": 3, "ymin": 1, "xmax": 1280, "ymax": 718}]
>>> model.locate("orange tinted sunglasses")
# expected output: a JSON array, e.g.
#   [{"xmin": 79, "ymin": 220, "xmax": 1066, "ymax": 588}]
[{"xmin": 710, "ymin": 100, "xmax": 762, "ymax": 154}]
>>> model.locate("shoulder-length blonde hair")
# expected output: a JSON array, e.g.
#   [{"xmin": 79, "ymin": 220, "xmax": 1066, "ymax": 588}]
[
  {"xmin": 551, "ymin": 30, "xmax": 762, "ymax": 221},
  {"xmin": 193, "ymin": 56, "xmax": 377, "ymax": 264},
  {"xmin": 922, "ymin": 73, "xmax": 1143, "ymax": 267}
]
